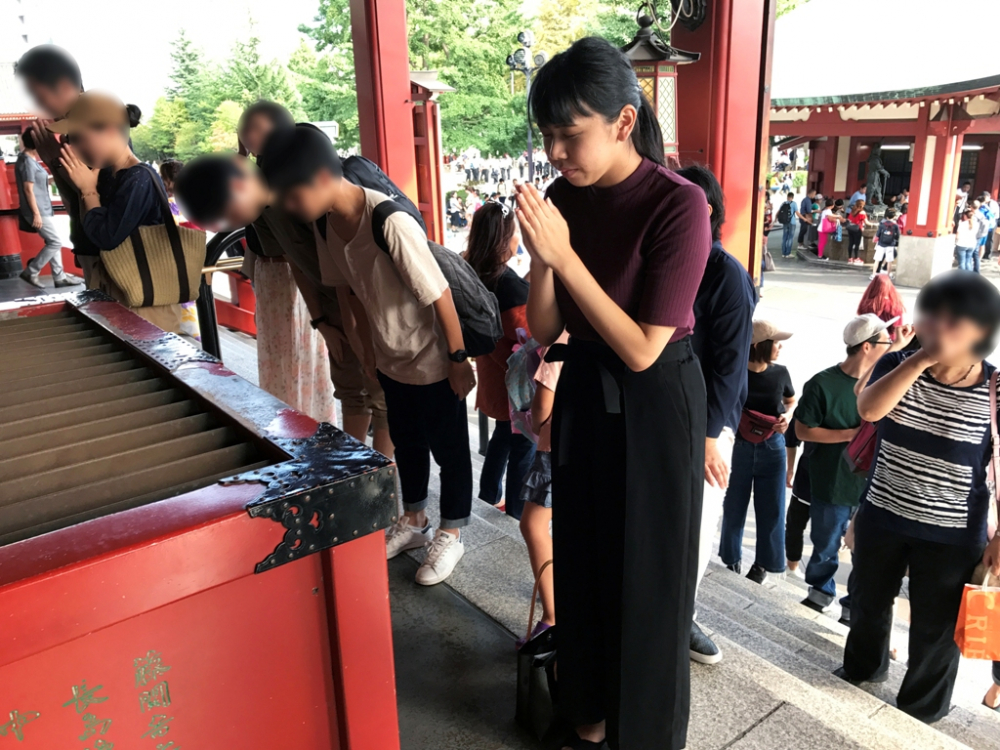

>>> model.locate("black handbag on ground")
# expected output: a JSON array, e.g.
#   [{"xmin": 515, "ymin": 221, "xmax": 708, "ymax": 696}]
[{"xmin": 515, "ymin": 559, "xmax": 561, "ymax": 741}]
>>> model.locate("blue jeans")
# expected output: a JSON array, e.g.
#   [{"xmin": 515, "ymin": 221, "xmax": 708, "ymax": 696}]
[
  {"xmin": 479, "ymin": 419, "xmax": 536, "ymax": 519},
  {"xmin": 804, "ymin": 501, "xmax": 854, "ymax": 606},
  {"xmin": 719, "ymin": 433, "xmax": 787, "ymax": 572},
  {"xmin": 956, "ymin": 246, "xmax": 977, "ymax": 272},
  {"xmin": 781, "ymin": 223, "xmax": 796, "ymax": 257}
]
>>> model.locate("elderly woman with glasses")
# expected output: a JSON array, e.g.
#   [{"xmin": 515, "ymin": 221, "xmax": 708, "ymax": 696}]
[{"xmin": 464, "ymin": 199, "xmax": 535, "ymax": 519}]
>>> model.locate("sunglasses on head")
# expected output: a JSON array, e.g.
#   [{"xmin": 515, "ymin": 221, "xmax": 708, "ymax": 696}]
[{"xmin": 486, "ymin": 198, "xmax": 511, "ymax": 217}]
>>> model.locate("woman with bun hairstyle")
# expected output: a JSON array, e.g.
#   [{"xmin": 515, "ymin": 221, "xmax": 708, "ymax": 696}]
[
  {"xmin": 517, "ymin": 36, "xmax": 711, "ymax": 750},
  {"xmin": 53, "ymin": 91, "xmax": 187, "ymax": 334}
]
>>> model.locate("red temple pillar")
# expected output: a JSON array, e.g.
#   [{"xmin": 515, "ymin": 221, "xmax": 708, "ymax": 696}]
[
  {"xmin": 895, "ymin": 105, "xmax": 964, "ymax": 286},
  {"xmin": 0, "ymin": 161, "xmax": 24, "ymax": 279},
  {"xmin": 975, "ymin": 140, "xmax": 1000, "ymax": 199},
  {"xmin": 349, "ymin": 0, "xmax": 418, "ymax": 202},
  {"xmin": 671, "ymin": 0, "xmax": 777, "ymax": 274}
]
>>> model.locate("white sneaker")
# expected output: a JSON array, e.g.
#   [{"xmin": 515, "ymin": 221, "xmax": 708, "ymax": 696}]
[
  {"xmin": 385, "ymin": 517, "xmax": 432, "ymax": 560},
  {"xmin": 415, "ymin": 529, "xmax": 465, "ymax": 586}
]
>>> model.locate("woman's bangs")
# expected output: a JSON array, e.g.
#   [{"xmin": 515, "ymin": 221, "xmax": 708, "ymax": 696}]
[{"xmin": 530, "ymin": 69, "xmax": 590, "ymax": 129}]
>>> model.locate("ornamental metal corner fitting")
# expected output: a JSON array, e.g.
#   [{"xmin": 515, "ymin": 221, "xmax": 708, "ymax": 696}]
[
  {"xmin": 220, "ymin": 422, "xmax": 397, "ymax": 573},
  {"xmin": 246, "ymin": 466, "xmax": 397, "ymax": 573}
]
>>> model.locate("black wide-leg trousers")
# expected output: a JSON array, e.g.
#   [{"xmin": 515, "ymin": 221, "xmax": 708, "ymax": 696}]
[{"xmin": 551, "ymin": 337, "xmax": 706, "ymax": 750}]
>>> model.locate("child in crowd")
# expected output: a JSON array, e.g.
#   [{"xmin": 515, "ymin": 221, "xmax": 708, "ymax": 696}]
[
  {"xmin": 465, "ymin": 201, "xmax": 535, "ymax": 519},
  {"xmin": 872, "ymin": 207, "xmax": 900, "ymax": 278},
  {"xmin": 261, "ymin": 124, "xmax": 476, "ymax": 587},
  {"xmin": 518, "ymin": 330, "xmax": 570, "ymax": 645},
  {"xmin": 783, "ymin": 416, "xmax": 811, "ymax": 579},
  {"xmin": 955, "ymin": 207, "xmax": 979, "ymax": 272}
]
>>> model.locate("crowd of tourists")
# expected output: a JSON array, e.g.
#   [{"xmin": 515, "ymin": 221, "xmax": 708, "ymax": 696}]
[
  {"xmin": 445, "ymin": 171, "xmax": 557, "ymax": 233},
  {"xmin": 770, "ymin": 177, "xmax": 1000, "ymax": 281},
  {"xmin": 14, "ymin": 37, "xmax": 1000, "ymax": 750}
]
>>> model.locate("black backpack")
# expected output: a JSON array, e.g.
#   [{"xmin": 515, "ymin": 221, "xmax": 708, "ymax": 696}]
[
  {"xmin": 878, "ymin": 220, "xmax": 899, "ymax": 246},
  {"xmin": 341, "ymin": 155, "xmax": 427, "ymax": 234},
  {"xmin": 371, "ymin": 201, "xmax": 503, "ymax": 358},
  {"xmin": 777, "ymin": 200, "xmax": 792, "ymax": 225}
]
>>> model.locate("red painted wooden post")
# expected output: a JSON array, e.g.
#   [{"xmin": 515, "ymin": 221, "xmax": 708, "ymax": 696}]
[
  {"xmin": 349, "ymin": 0, "xmax": 418, "ymax": 202},
  {"xmin": 672, "ymin": 0, "xmax": 778, "ymax": 274},
  {"xmin": 322, "ymin": 533, "xmax": 400, "ymax": 750},
  {"xmin": 0, "ymin": 161, "xmax": 25, "ymax": 279}
]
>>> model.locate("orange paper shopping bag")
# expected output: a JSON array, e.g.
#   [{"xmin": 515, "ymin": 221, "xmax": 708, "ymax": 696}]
[{"xmin": 955, "ymin": 582, "xmax": 1000, "ymax": 660}]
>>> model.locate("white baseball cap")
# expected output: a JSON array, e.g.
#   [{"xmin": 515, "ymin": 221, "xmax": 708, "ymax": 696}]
[{"xmin": 844, "ymin": 314, "xmax": 899, "ymax": 347}]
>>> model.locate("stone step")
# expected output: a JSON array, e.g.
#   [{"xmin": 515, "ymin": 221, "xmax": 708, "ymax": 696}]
[
  {"xmin": 701, "ymin": 563, "xmax": 1000, "ymax": 750},
  {"xmin": 690, "ymin": 629, "xmax": 966, "ymax": 750}
]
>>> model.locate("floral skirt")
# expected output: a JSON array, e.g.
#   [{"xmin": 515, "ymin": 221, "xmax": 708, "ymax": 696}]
[{"xmin": 254, "ymin": 258, "xmax": 336, "ymax": 423}]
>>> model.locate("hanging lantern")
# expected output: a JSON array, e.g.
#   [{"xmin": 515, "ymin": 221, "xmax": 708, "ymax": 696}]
[{"xmin": 621, "ymin": 10, "xmax": 700, "ymax": 157}]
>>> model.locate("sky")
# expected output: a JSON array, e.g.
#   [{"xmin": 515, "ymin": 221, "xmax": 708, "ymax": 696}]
[
  {"xmin": 771, "ymin": 0, "xmax": 1000, "ymax": 100},
  {"xmin": 20, "ymin": 0, "xmax": 322, "ymax": 113}
]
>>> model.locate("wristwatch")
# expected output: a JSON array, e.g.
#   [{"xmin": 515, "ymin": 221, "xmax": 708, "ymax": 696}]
[
  {"xmin": 448, "ymin": 349, "xmax": 469, "ymax": 363},
  {"xmin": 310, "ymin": 316, "xmax": 328, "ymax": 330}
]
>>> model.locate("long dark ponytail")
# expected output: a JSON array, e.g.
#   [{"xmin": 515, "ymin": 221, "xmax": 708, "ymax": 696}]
[{"xmin": 529, "ymin": 36, "xmax": 664, "ymax": 166}]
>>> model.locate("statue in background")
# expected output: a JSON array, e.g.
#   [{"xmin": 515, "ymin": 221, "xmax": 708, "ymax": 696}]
[{"xmin": 866, "ymin": 143, "xmax": 891, "ymax": 207}]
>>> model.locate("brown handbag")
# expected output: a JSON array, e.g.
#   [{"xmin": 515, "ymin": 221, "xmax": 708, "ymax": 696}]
[{"xmin": 99, "ymin": 164, "xmax": 205, "ymax": 308}]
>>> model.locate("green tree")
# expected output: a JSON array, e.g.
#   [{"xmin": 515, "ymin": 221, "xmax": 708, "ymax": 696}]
[
  {"xmin": 298, "ymin": 0, "xmax": 361, "ymax": 147},
  {"xmin": 301, "ymin": 0, "xmax": 529, "ymax": 154},
  {"xmin": 589, "ymin": 4, "xmax": 639, "ymax": 47},
  {"xmin": 777, "ymin": 0, "xmax": 813, "ymax": 17},
  {"xmin": 167, "ymin": 29, "xmax": 225, "ymax": 127},
  {"xmin": 534, "ymin": 0, "xmax": 600, "ymax": 57},
  {"xmin": 207, "ymin": 101, "xmax": 244, "ymax": 152},
  {"xmin": 131, "ymin": 97, "xmax": 190, "ymax": 161},
  {"xmin": 223, "ymin": 20, "xmax": 305, "ymax": 116},
  {"xmin": 288, "ymin": 41, "xmax": 360, "ymax": 149},
  {"xmin": 407, "ymin": 0, "xmax": 528, "ymax": 154}
]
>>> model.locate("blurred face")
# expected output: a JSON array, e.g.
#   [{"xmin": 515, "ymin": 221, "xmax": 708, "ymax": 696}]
[
  {"xmin": 771, "ymin": 341, "xmax": 783, "ymax": 361},
  {"xmin": 916, "ymin": 310, "xmax": 989, "ymax": 365},
  {"xmin": 240, "ymin": 114, "xmax": 274, "ymax": 157},
  {"xmin": 222, "ymin": 171, "xmax": 269, "ymax": 230},
  {"xmin": 25, "ymin": 78, "xmax": 79, "ymax": 119},
  {"xmin": 282, "ymin": 169, "xmax": 338, "ymax": 223},
  {"xmin": 540, "ymin": 106, "xmax": 637, "ymax": 188},
  {"xmin": 861, "ymin": 330, "xmax": 892, "ymax": 366},
  {"xmin": 72, "ymin": 124, "xmax": 128, "ymax": 168}
]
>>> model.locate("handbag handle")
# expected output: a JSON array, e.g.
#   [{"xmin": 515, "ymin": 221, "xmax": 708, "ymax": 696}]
[
  {"xmin": 526, "ymin": 559, "xmax": 553, "ymax": 642},
  {"xmin": 140, "ymin": 163, "xmax": 192, "ymax": 302}
]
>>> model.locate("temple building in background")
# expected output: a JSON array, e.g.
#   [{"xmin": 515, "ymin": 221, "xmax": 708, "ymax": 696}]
[{"xmin": 769, "ymin": 0, "xmax": 1000, "ymax": 285}]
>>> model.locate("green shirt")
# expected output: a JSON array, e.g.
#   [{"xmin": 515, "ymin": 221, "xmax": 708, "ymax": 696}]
[{"xmin": 795, "ymin": 364, "xmax": 867, "ymax": 507}]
